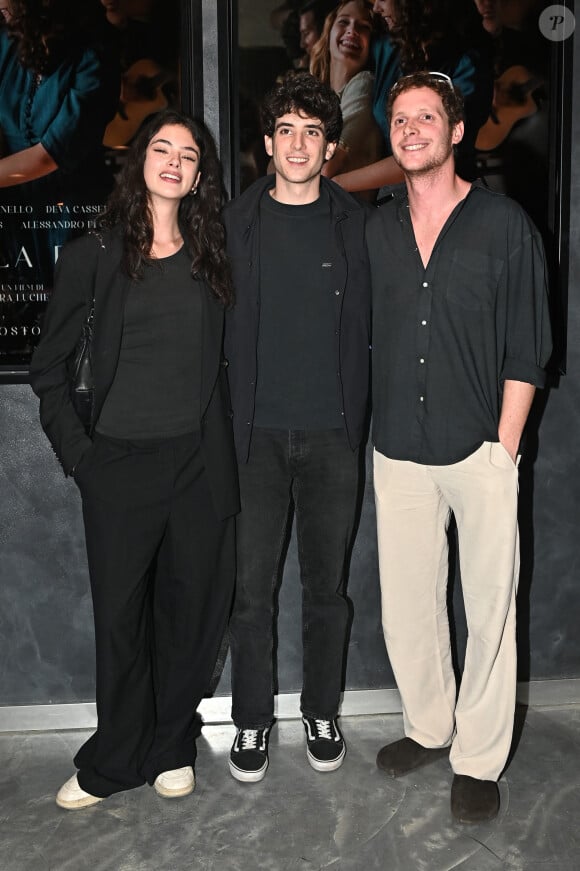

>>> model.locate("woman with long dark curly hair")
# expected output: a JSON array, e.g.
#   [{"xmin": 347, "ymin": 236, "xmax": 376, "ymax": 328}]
[{"xmin": 29, "ymin": 108, "xmax": 239, "ymax": 810}]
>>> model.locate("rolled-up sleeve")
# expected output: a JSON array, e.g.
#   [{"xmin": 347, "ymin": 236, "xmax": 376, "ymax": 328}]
[{"xmin": 500, "ymin": 209, "xmax": 552, "ymax": 387}]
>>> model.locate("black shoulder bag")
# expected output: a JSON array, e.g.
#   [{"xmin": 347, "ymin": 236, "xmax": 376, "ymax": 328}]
[{"xmin": 67, "ymin": 232, "xmax": 104, "ymax": 433}]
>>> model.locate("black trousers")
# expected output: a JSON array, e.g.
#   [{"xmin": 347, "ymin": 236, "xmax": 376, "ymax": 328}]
[
  {"xmin": 229, "ymin": 428, "xmax": 363, "ymax": 729},
  {"xmin": 73, "ymin": 430, "xmax": 234, "ymax": 797}
]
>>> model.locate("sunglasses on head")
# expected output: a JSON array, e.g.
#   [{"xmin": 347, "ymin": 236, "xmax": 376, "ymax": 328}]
[{"xmin": 390, "ymin": 71, "xmax": 454, "ymax": 94}]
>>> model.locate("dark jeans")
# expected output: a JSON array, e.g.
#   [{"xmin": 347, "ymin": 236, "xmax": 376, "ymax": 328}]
[
  {"xmin": 229, "ymin": 427, "xmax": 363, "ymax": 728},
  {"xmin": 73, "ymin": 430, "xmax": 235, "ymax": 797}
]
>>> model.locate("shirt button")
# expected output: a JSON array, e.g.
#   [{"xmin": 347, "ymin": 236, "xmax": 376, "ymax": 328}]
[
  {"xmin": 419, "ymin": 358, "xmax": 425, "ymax": 364},
  {"xmin": 423, "ymin": 281, "xmax": 429, "ymax": 287},
  {"xmin": 421, "ymin": 320, "xmax": 427, "ymax": 326},
  {"xmin": 334, "ymin": 289, "xmax": 340, "ymax": 296},
  {"xmin": 419, "ymin": 396, "xmax": 424, "ymax": 402}
]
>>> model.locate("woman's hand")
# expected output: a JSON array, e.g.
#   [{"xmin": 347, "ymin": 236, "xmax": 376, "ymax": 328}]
[{"xmin": 0, "ymin": 142, "xmax": 58, "ymax": 188}]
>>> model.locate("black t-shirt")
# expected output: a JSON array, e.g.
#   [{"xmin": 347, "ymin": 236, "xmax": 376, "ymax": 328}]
[
  {"xmin": 97, "ymin": 246, "xmax": 202, "ymax": 439},
  {"xmin": 254, "ymin": 188, "xmax": 344, "ymax": 430}
]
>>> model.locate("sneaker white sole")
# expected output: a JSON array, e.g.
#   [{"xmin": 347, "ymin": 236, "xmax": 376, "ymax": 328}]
[
  {"xmin": 55, "ymin": 792, "xmax": 104, "ymax": 810},
  {"xmin": 55, "ymin": 795, "xmax": 104, "ymax": 811},
  {"xmin": 153, "ymin": 768, "xmax": 195, "ymax": 798},
  {"xmin": 306, "ymin": 745, "xmax": 346, "ymax": 772},
  {"xmin": 229, "ymin": 758, "xmax": 268, "ymax": 783},
  {"xmin": 154, "ymin": 781, "xmax": 195, "ymax": 798},
  {"xmin": 55, "ymin": 774, "xmax": 104, "ymax": 810}
]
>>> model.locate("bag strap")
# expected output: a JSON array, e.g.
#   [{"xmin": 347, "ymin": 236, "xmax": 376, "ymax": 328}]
[{"xmin": 85, "ymin": 230, "xmax": 106, "ymax": 320}]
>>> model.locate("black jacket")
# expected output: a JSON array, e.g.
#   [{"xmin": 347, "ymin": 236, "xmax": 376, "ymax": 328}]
[
  {"xmin": 29, "ymin": 229, "xmax": 239, "ymax": 520},
  {"xmin": 223, "ymin": 175, "xmax": 371, "ymax": 463}
]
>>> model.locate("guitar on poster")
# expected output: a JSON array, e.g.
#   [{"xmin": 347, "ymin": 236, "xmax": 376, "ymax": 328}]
[
  {"xmin": 103, "ymin": 58, "xmax": 175, "ymax": 148},
  {"xmin": 476, "ymin": 65, "xmax": 544, "ymax": 152}
]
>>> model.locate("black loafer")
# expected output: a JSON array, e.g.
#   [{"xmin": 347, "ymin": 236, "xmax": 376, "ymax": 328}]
[
  {"xmin": 451, "ymin": 774, "xmax": 500, "ymax": 823},
  {"xmin": 376, "ymin": 737, "xmax": 449, "ymax": 777}
]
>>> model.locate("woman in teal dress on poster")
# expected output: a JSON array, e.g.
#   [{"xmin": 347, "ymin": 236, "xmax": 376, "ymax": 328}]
[{"xmin": 0, "ymin": 0, "xmax": 119, "ymax": 362}]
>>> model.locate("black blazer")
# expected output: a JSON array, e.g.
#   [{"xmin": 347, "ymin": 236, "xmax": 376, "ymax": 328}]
[
  {"xmin": 223, "ymin": 175, "xmax": 371, "ymax": 463},
  {"xmin": 29, "ymin": 229, "xmax": 239, "ymax": 520}
]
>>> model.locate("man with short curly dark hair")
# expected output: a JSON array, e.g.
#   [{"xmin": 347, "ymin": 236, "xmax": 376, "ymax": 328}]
[
  {"xmin": 223, "ymin": 71, "xmax": 371, "ymax": 784},
  {"xmin": 260, "ymin": 69, "xmax": 344, "ymax": 144}
]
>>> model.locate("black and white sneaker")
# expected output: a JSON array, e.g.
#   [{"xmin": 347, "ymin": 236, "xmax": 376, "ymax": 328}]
[
  {"xmin": 229, "ymin": 727, "xmax": 270, "ymax": 783},
  {"xmin": 302, "ymin": 716, "xmax": 346, "ymax": 772}
]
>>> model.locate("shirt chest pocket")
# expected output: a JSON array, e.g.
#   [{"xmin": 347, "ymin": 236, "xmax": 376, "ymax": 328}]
[{"xmin": 445, "ymin": 251, "xmax": 504, "ymax": 311}]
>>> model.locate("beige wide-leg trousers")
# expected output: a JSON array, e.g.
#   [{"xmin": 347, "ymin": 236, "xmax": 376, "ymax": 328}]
[{"xmin": 373, "ymin": 441, "xmax": 520, "ymax": 781}]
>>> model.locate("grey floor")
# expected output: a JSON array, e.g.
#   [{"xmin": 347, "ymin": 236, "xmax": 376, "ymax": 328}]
[{"xmin": 0, "ymin": 706, "xmax": 579, "ymax": 871}]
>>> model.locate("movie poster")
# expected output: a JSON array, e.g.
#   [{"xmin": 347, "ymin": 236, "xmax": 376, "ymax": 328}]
[
  {"xmin": 237, "ymin": 0, "xmax": 552, "ymax": 224},
  {"xmin": 0, "ymin": 0, "xmax": 180, "ymax": 373}
]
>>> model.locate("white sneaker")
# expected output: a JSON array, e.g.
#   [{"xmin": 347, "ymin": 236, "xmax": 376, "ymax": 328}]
[
  {"xmin": 154, "ymin": 766, "xmax": 195, "ymax": 798},
  {"xmin": 56, "ymin": 774, "xmax": 104, "ymax": 810}
]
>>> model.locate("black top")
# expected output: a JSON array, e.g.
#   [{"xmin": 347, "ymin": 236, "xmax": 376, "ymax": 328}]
[
  {"xmin": 97, "ymin": 246, "xmax": 202, "ymax": 439},
  {"xmin": 367, "ymin": 182, "xmax": 552, "ymax": 465},
  {"xmin": 253, "ymin": 189, "xmax": 343, "ymax": 430},
  {"xmin": 223, "ymin": 175, "xmax": 372, "ymax": 463}
]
